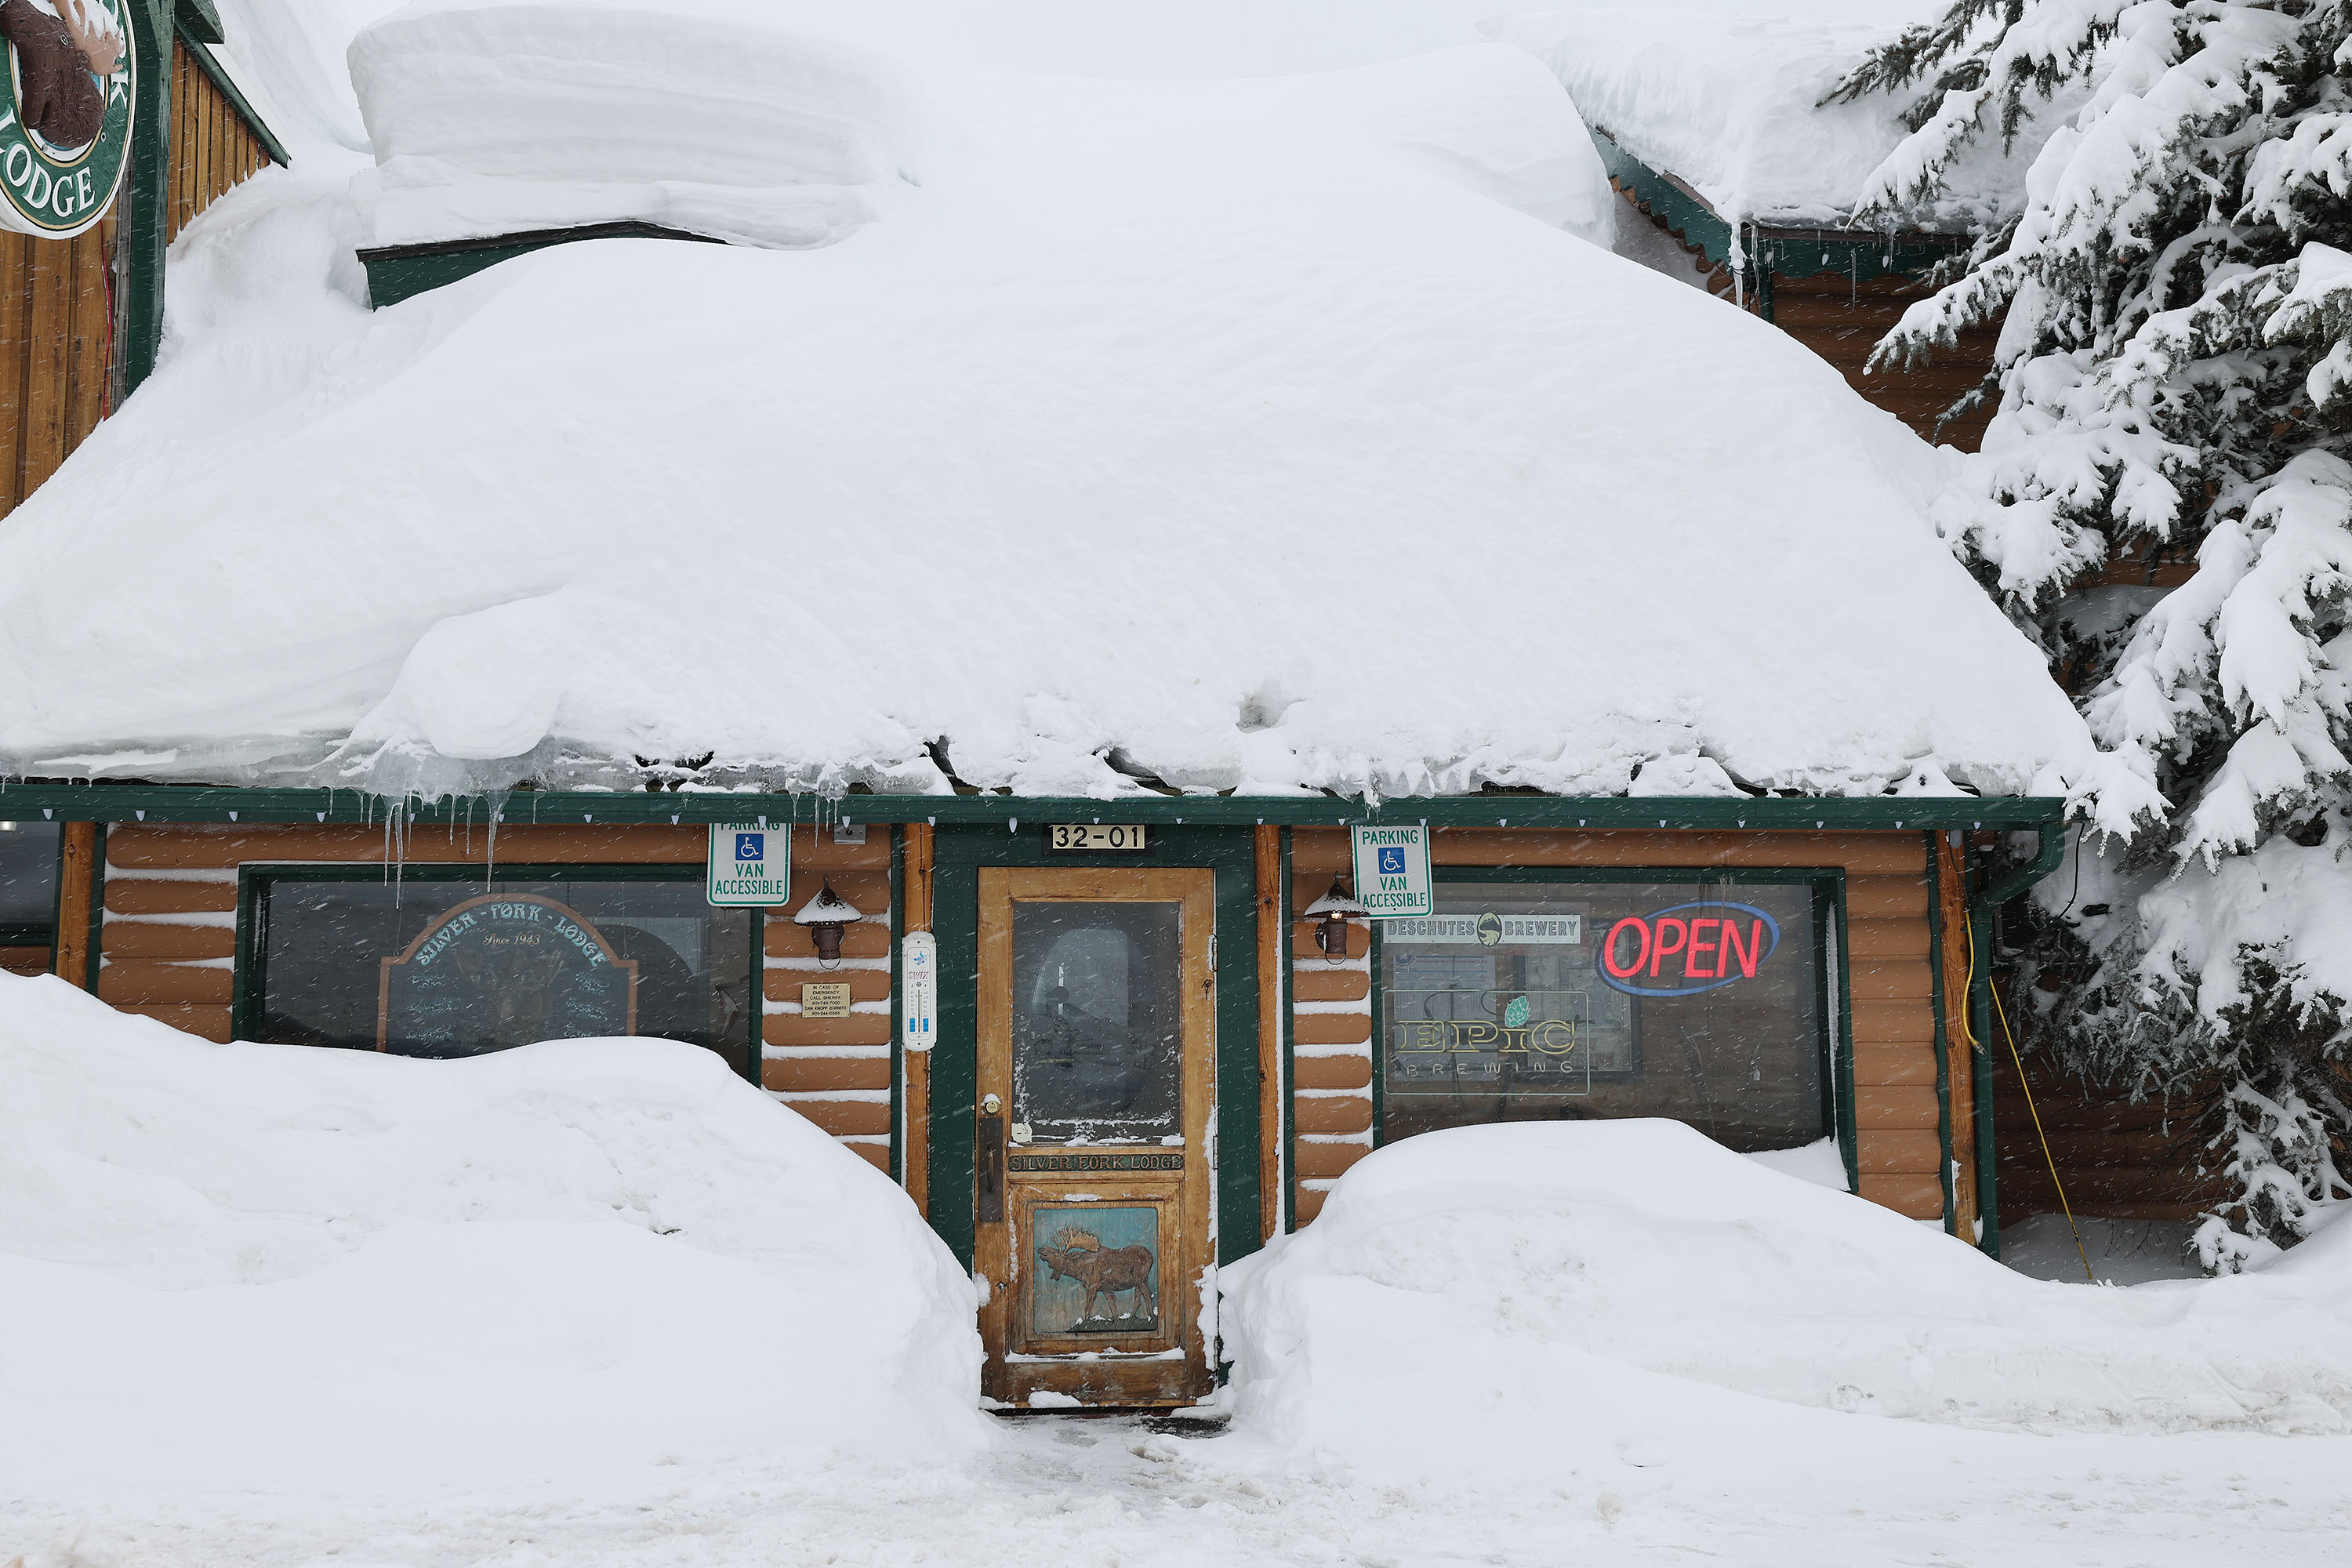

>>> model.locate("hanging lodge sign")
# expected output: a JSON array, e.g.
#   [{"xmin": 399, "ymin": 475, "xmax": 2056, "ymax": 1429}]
[{"xmin": 0, "ymin": 0, "xmax": 134, "ymax": 238}]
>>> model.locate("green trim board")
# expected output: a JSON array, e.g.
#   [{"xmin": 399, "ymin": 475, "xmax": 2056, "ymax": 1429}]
[
  {"xmin": 1588, "ymin": 125, "xmax": 1969, "ymax": 302},
  {"xmin": 1968, "ymin": 826, "xmax": 2067, "ymax": 1258},
  {"xmin": 231, "ymin": 861, "xmax": 762, "ymax": 1082},
  {"xmin": 887, "ymin": 825, "xmax": 906, "ymax": 1184},
  {"xmin": 360, "ymin": 222, "xmax": 724, "ymax": 308},
  {"xmin": 173, "ymin": 0, "xmax": 221, "ymax": 43},
  {"xmin": 1398, "ymin": 865, "xmax": 1850, "ymax": 1177},
  {"xmin": 923, "ymin": 823, "xmax": 1262, "ymax": 1272},
  {"xmin": 117, "ymin": 0, "xmax": 173, "ymax": 397},
  {"xmin": 0, "ymin": 782, "xmax": 2072, "ymax": 833}
]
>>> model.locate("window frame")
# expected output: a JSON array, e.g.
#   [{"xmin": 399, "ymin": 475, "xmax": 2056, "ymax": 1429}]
[
  {"xmin": 1370, "ymin": 865, "xmax": 1854, "ymax": 1187},
  {"xmin": 233, "ymin": 862, "xmax": 764, "ymax": 1082}
]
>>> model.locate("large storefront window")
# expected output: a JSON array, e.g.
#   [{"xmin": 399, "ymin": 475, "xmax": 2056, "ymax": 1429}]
[
  {"xmin": 247, "ymin": 870, "xmax": 758, "ymax": 1076},
  {"xmin": 0, "ymin": 819, "xmax": 60, "ymax": 972},
  {"xmin": 1379, "ymin": 876, "xmax": 1831, "ymax": 1152}
]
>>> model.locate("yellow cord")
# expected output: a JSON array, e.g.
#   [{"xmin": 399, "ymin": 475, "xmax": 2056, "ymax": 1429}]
[{"xmin": 1968, "ymin": 909, "xmax": 2097, "ymax": 1284}]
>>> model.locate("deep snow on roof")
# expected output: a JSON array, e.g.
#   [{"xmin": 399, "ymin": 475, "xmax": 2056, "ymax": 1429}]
[
  {"xmin": 1490, "ymin": 1, "xmax": 2044, "ymax": 230},
  {"xmin": 0, "ymin": 3, "xmax": 2113, "ymax": 808}
]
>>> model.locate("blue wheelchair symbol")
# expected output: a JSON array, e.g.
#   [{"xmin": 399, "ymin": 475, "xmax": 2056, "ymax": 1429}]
[
  {"xmin": 1378, "ymin": 847, "xmax": 1406, "ymax": 875},
  {"xmin": 735, "ymin": 833, "xmax": 765, "ymax": 862}
]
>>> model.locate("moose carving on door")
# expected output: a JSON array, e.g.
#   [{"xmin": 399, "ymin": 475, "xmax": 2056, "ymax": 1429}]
[{"xmin": 975, "ymin": 867, "xmax": 1215, "ymax": 1407}]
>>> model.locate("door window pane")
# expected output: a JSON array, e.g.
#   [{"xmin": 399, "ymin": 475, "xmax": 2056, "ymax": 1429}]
[
  {"xmin": 1010, "ymin": 900, "xmax": 1181, "ymax": 1143},
  {"xmin": 0, "ymin": 819, "xmax": 60, "ymax": 929},
  {"xmin": 1381, "ymin": 880, "xmax": 1824, "ymax": 1152},
  {"xmin": 254, "ymin": 876, "xmax": 754, "ymax": 1073}
]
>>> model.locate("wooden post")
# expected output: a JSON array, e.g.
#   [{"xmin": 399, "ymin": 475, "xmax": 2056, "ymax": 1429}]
[
  {"xmin": 52, "ymin": 822, "xmax": 100, "ymax": 989},
  {"xmin": 1255, "ymin": 826, "xmax": 1285, "ymax": 1243},
  {"xmin": 902, "ymin": 821, "xmax": 934, "ymax": 1218},
  {"xmin": 1935, "ymin": 831, "xmax": 1978, "ymax": 1241}
]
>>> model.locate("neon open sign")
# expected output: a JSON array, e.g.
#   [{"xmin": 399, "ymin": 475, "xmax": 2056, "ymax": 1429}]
[{"xmin": 1599, "ymin": 902, "xmax": 1780, "ymax": 997}]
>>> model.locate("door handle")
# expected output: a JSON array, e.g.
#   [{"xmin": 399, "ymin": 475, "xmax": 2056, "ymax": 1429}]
[{"xmin": 976, "ymin": 1114, "xmax": 1005, "ymax": 1224}]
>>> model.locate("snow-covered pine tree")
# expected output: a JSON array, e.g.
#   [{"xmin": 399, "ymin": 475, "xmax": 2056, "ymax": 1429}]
[{"xmin": 1830, "ymin": 0, "xmax": 2352, "ymax": 1268}]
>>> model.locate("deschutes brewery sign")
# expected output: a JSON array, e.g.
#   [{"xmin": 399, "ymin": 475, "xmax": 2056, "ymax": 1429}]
[
  {"xmin": 376, "ymin": 893, "xmax": 638, "ymax": 1055},
  {"xmin": 0, "ymin": 0, "xmax": 133, "ymax": 238}
]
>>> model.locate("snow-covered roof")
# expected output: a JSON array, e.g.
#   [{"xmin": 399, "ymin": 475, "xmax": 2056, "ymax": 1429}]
[
  {"xmin": 0, "ymin": 2, "xmax": 2114, "ymax": 808},
  {"xmin": 1490, "ymin": 1, "xmax": 2047, "ymax": 230}
]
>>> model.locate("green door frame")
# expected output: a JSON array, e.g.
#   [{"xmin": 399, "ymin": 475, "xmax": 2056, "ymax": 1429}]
[{"xmin": 924, "ymin": 823, "xmax": 1261, "ymax": 1271}]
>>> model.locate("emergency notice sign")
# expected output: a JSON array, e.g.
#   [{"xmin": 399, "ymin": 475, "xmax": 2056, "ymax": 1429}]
[{"xmin": 1350, "ymin": 825, "xmax": 1432, "ymax": 919}]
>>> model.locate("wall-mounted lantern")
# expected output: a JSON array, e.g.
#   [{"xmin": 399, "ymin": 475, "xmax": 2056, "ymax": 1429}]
[
  {"xmin": 1302, "ymin": 877, "xmax": 1367, "ymax": 957},
  {"xmin": 793, "ymin": 880, "xmax": 863, "ymax": 964}
]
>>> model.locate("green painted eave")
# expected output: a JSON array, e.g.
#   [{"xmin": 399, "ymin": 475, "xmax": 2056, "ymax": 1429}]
[
  {"xmin": 1589, "ymin": 125, "xmax": 1965, "ymax": 286},
  {"xmin": 0, "ymin": 783, "xmax": 2067, "ymax": 832}
]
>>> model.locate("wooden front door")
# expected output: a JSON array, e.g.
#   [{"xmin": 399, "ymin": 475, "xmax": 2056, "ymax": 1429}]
[{"xmin": 975, "ymin": 866, "xmax": 1217, "ymax": 1407}]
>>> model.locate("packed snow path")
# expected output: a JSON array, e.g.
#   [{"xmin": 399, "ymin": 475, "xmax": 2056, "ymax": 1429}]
[{"xmin": 9, "ymin": 1411, "xmax": 2349, "ymax": 1567}]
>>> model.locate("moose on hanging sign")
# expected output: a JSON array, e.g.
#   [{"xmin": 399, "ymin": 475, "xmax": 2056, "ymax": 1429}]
[
  {"xmin": 0, "ymin": 0, "xmax": 134, "ymax": 238},
  {"xmin": 1598, "ymin": 901, "xmax": 1781, "ymax": 998}
]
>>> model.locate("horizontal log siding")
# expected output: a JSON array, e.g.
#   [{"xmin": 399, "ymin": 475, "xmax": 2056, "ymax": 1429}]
[
  {"xmin": 1606, "ymin": 187, "xmax": 1998, "ymax": 454},
  {"xmin": 2, "ymin": 946, "xmax": 52, "ymax": 977},
  {"xmin": 1993, "ymin": 1047, "xmax": 2220, "ymax": 1224},
  {"xmin": 1767, "ymin": 272, "xmax": 1997, "ymax": 454},
  {"xmin": 1287, "ymin": 827, "xmax": 1943, "ymax": 1225},
  {"xmin": 94, "ymin": 822, "xmax": 892, "ymax": 1168},
  {"xmin": 760, "ymin": 833, "xmax": 893, "ymax": 1172}
]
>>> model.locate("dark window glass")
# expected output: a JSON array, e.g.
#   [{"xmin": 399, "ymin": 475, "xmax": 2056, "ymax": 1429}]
[
  {"xmin": 253, "ymin": 875, "xmax": 755, "ymax": 1073},
  {"xmin": 1011, "ymin": 900, "xmax": 1182, "ymax": 1143},
  {"xmin": 0, "ymin": 820, "xmax": 60, "ymax": 935},
  {"xmin": 1379, "ymin": 879, "xmax": 1825, "ymax": 1152}
]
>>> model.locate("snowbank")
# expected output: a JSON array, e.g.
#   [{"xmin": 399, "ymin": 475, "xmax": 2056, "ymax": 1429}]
[
  {"xmin": 0, "ymin": 972, "xmax": 986, "ymax": 1498},
  {"xmin": 0, "ymin": 21, "xmax": 2118, "ymax": 811},
  {"xmin": 1492, "ymin": 1, "xmax": 2051, "ymax": 229},
  {"xmin": 1219, "ymin": 1120, "xmax": 2352, "ymax": 1477},
  {"xmin": 348, "ymin": 0, "xmax": 927, "ymax": 249}
]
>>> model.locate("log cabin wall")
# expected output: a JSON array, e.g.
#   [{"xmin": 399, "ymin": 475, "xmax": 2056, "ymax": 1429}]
[
  {"xmin": 1993, "ymin": 1049, "xmax": 2216, "ymax": 1225},
  {"xmin": 91, "ymin": 822, "xmax": 893, "ymax": 1172},
  {"xmin": 1287, "ymin": 827, "xmax": 1946, "ymax": 1228},
  {"xmin": 0, "ymin": 220, "xmax": 114, "ymax": 517},
  {"xmin": 168, "ymin": 36, "xmax": 271, "ymax": 241},
  {"xmin": 1609, "ymin": 184, "xmax": 1999, "ymax": 453},
  {"xmin": 2, "ymin": 38, "xmax": 276, "ymax": 521},
  {"xmin": 763, "ymin": 829, "xmax": 894, "ymax": 1173}
]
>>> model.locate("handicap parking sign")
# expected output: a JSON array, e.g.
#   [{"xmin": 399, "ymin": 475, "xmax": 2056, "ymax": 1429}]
[
  {"xmin": 1349, "ymin": 826, "xmax": 1432, "ymax": 919},
  {"xmin": 709, "ymin": 822, "xmax": 788, "ymax": 906}
]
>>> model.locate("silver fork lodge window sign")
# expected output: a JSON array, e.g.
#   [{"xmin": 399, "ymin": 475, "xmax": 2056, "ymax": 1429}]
[{"xmin": 0, "ymin": 0, "xmax": 134, "ymax": 238}]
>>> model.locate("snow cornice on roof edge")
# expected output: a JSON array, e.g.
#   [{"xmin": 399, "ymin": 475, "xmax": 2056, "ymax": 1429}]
[{"xmin": 0, "ymin": 783, "xmax": 2069, "ymax": 832}]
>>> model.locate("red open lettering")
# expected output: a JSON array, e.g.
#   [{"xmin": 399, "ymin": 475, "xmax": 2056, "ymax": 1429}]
[
  {"xmin": 1602, "ymin": 916, "xmax": 1650, "ymax": 978},
  {"xmin": 1719, "ymin": 918, "xmax": 1765, "ymax": 978},
  {"xmin": 1684, "ymin": 917, "xmax": 1719, "ymax": 978},
  {"xmin": 1648, "ymin": 917, "xmax": 1687, "ymax": 978}
]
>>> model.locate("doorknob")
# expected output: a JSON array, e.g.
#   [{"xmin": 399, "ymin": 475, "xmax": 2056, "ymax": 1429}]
[{"xmin": 976, "ymin": 1114, "xmax": 1005, "ymax": 1224}]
